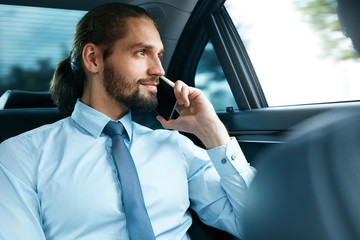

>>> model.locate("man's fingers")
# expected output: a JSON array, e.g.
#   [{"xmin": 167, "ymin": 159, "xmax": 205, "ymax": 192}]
[
  {"xmin": 174, "ymin": 80, "xmax": 190, "ymax": 106},
  {"xmin": 174, "ymin": 81, "xmax": 183, "ymax": 104},
  {"xmin": 180, "ymin": 84, "xmax": 190, "ymax": 106}
]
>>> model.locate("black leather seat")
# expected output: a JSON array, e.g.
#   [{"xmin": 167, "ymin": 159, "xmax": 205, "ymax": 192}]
[
  {"xmin": 0, "ymin": 90, "xmax": 63, "ymax": 143},
  {"xmin": 0, "ymin": 107, "xmax": 64, "ymax": 143},
  {"xmin": 0, "ymin": 90, "xmax": 56, "ymax": 109}
]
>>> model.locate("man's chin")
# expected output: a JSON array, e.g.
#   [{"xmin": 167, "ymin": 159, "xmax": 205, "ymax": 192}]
[{"xmin": 129, "ymin": 96, "xmax": 158, "ymax": 112}]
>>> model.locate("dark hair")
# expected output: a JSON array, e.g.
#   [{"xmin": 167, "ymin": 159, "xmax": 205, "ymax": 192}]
[
  {"xmin": 337, "ymin": 0, "xmax": 360, "ymax": 54},
  {"xmin": 50, "ymin": 3, "xmax": 153, "ymax": 116}
]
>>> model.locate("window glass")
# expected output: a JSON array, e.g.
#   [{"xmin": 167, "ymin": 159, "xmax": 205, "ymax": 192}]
[
  {"xmin": 195, "ymin": 41, "xmax": 238, "ymax": 111},
  {"xmin": 226, "ymin": 0, "xmax": 360, "ymax": 106},
  {"xmin": 0, "ymin": 5, "xmax": 85, "ymax": 95}
]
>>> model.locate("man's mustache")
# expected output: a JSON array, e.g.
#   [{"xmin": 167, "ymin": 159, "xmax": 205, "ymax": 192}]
[{"xmin": 137, "ymin": 77, "xmax": 159, "ymax": 85}]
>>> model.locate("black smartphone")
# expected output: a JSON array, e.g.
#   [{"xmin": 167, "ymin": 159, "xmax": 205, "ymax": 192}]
[{"xmin": 155, "ymin": 76, "xmax": 177, "ymax": 120}]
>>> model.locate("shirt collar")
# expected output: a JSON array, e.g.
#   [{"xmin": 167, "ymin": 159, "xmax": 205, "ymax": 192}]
[
  {"xmin": 119, "ymin": 111, "xmax": 133, "ymax": 141},
  {"xmin": 71, "ymin": 99, "xmax": 133, "ymax": 141}
]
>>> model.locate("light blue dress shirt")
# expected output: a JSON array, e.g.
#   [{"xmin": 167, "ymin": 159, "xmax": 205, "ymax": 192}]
[{"xmin": 0, "ymin": 100, "xmax": 255, "ymax": 240}]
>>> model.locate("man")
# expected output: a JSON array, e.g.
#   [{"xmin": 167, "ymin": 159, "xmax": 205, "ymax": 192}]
[
  {"xmin": 0, "ymin": 3, "xmax": 255, "ymax": 240},
  {"xmin": 244, "ymin": 0, "xmax": 360, "ymax": 239}
]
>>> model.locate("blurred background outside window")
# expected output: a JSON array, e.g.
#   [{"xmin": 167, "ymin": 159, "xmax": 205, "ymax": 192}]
[{"xmin": 0, "ymin": 5, "xmax": 85, "ymax": 95}]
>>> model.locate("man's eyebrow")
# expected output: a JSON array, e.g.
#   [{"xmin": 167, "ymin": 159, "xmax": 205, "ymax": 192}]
[{"xmin": 129, "ymin": 43, "xmax": 164, "ymax": 54}]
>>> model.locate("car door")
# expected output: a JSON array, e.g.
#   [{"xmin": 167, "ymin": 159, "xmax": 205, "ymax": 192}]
[{"xmin": 166, "ymin": 0, "xmax": 360, "ymax": 166}]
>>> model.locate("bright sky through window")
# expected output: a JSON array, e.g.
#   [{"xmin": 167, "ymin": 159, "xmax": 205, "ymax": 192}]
[{"xmin": 226, "ymin": 0, "xmax": 360, "ymax": 106}]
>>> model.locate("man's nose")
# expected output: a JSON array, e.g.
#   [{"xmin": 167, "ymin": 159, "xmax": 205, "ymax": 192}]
[{"xmin": 148, "ymin": 57, "xmax": 165, "ymax": 77}]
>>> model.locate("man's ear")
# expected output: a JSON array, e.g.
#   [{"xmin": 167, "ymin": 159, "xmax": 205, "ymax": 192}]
[{"xmin": 82, "ymin": 43, "xmax": 103, "ymax": 73}]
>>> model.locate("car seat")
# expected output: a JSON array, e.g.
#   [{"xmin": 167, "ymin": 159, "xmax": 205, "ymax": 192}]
[
  {"xmin": 244, "ymin": 110, "xmax": 360, "ymax": 240},
  {"xmin": 0, "ymin": 90, "xmax": 63, "ymax": 143}
]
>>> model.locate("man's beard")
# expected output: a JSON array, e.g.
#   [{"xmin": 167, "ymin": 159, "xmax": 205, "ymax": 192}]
[{"xmin": 103, "ymin": 63, "xmax": 158, "ymax": 112}]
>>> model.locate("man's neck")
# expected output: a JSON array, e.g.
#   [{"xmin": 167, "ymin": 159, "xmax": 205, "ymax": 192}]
[{"xmin": 81, "ymin": 83, "xmax": 129, "ymax": 121}]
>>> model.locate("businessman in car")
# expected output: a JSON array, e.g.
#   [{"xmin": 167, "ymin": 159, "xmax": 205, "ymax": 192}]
[{"xmin": 0, "ymin": 3, "xmax": 255, "ymax": 240}]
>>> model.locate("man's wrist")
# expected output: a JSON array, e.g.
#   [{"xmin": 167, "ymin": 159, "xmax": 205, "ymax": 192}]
[{"xmin": 198, "ymin": 120, "xmax": 230, "ymax": 149}]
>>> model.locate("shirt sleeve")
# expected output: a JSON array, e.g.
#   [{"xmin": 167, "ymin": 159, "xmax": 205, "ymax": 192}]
[
  {"xmin": 207, "ymin": 137, "xmax": 255, "ymax": 187},
  {"xmin": 187, "ymin": 137, "xmax": 256, "ymax": 239},
  {"xmin": 0, "ymin": 137, "xmax": 46, "ymax": 240}
]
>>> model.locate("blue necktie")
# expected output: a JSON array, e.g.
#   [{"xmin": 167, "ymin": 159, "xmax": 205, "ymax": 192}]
[{"xmin": 103, "ymin": 121, "xmax": 156, "ymax": 240}]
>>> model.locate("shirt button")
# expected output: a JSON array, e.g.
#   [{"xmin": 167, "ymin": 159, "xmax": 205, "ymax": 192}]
[
  {"xmin": 221, "ymin": 159, "xmax": 227, "ymax": 164},
  {"xmin": 231, "ymin": 153, "xmax": 237, "ymax": 161}
]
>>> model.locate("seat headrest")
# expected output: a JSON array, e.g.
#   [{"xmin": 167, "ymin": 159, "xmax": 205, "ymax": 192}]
[{"xmin": 0, "ymin": 90, "xmax": 56, "ymax": 109}]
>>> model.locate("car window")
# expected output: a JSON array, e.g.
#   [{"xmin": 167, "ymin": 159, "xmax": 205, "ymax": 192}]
[
  {"xmin": 195, "ymin": 41, "xmax": 238, "ymax": 111},
  {"xmin": 0, "ymin": 4, "xmax": 85, "ymax": 95},
  {"xmin": 225, "ymin": 0, "xmax": 360, "ymax": 107}
]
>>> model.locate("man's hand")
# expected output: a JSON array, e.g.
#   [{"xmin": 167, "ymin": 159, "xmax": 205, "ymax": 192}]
[{"xmin": 157, "ymin": 80, "xmax": 230, "ymax": 149}]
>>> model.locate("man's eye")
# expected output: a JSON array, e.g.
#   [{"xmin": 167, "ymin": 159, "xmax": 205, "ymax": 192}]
[{"xmin": 136, "ymin": 51, "xmax": 145, "ymax": 56}]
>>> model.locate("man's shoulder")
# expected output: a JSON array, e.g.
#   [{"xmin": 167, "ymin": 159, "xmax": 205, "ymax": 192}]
[
  {"xmin": 133, "ymin": 120, "xmax": 176, "ymax": 136},
  {"xmin": 132, "ymin": 121, "xmax": 193, "ymax": 143}
]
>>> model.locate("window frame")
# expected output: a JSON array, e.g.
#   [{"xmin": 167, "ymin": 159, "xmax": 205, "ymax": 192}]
[
  {"xmin": 167, "ymin": 0, "xmax": 267, "ymax": 111},
  {"xmin": 205, "ymin": 7, "xmax": 267, "ymax": 110}
]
